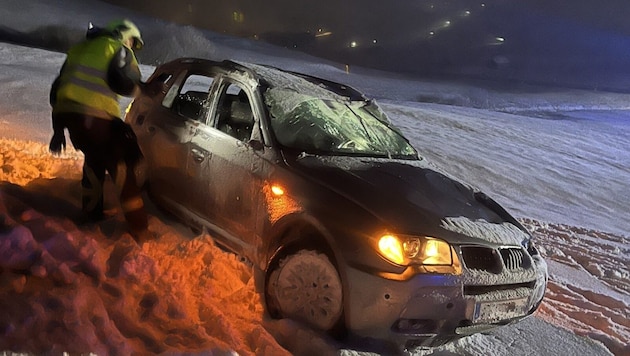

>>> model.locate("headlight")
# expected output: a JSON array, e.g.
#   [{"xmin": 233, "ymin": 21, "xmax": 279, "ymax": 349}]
[
  {"xmin": 378, "ymin": 235, "xmax": 405, "ymax": 264},
  {"xmin": 377, "ymin": 234, "xmax": 453, "ymax": 266}
]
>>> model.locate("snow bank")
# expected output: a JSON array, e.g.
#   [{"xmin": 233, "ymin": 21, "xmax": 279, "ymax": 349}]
[
  {"xmin": 0, "ymin": 187, "xmax": 288, "ymax": 355},
  {"xmin": 0, "ymin": 138, "xmax": 344, "ymax": 355},
  {"xmin": 0, "ymin": 138, "xmax": 624, "ymax": 356}
]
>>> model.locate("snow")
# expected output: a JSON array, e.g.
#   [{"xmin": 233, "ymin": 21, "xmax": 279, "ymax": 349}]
[
  {"xmin": 0, "ymin": 0, "xmax": 628, "ymax": 355},
  {"xmin": 440, "ymin": 217, "xmax": 528, "ymax": 245}
]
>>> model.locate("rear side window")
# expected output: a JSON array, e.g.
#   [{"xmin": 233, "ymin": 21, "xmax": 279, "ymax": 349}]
[{"xmin": 162, "ymin": 74, "xmax": 216, "ymax": 122}]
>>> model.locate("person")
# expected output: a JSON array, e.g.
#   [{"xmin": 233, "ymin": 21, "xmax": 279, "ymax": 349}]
[{"xmin": 48, "ymin": 19, "xmax": 151, "ymax": 243}]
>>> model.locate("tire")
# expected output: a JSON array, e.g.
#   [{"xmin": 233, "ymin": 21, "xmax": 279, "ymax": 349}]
[{"xmin": 266, "ymin": 249, "xmax": 344, "ymax": 331}]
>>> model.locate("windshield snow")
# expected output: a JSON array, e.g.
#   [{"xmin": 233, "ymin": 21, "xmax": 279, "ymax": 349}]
[{"xmin": 265, "ymin": 89, "xmax": 417, "ymax": 158}]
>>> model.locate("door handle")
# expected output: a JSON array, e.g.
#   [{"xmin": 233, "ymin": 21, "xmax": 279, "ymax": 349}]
[{"xmin": 191, "ymin": 148, "xmax": 209, "ymax": 163}]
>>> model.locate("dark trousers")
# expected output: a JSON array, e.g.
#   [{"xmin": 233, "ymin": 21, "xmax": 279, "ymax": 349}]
[{"xmin": 53, "ymin": 112, "xmax": 148, "ymax": 233}]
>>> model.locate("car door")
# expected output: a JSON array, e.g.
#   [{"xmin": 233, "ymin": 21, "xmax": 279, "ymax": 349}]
[
  {"xmin": 188, "ymin": 78, "xmax": 267, "ymax": 254},
  {"xmin": 136, "ymin": 70, "xmax": 216, "ymax": 210}
]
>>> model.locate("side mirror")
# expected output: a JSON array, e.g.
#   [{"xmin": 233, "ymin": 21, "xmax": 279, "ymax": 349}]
[{"xmin": 142, "ymin": 81, "xmax": 168, "ymax": 97}]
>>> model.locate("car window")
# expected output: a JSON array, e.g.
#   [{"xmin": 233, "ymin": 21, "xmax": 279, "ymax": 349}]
[
  {"xmin": 214, "ymin": 82, "xmax": 255, "ymax": 142},
  {"xmin": 162, "ymin": 74, "xmax": 215, "ymax": 122}
]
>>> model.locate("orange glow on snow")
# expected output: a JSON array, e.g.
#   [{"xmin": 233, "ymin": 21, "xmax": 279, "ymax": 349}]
[{"xmin": 0, "ymin": 138, "xmax": 83, "ymax": 186}]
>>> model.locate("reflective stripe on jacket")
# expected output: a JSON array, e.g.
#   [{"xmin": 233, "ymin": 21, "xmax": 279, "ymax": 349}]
[{"xmin": 53, "ymin": 36, "xmax": 126, "ymax": 119}]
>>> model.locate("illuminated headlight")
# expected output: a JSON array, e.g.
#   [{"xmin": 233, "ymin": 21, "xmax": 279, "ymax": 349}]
[{"xmin": 378, "ymin": 234, "xmax": 453, "ymax": 266}]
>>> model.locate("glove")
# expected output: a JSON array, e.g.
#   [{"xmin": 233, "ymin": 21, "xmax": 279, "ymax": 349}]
[
  {"xmin": 112, "ymin": 119, "xmax": 144, "ymax": 165},
  {"xmin": 49, "ymin": 131, "xmax": 66, "ymax": 155}
]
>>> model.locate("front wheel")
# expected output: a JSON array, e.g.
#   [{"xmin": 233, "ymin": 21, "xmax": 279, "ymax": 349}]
[{"xmin": 266, "ymin": 250, "xmax": 343, "ymax": 331}]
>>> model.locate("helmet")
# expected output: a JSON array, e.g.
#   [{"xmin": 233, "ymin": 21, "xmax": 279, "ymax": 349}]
[{"xmin": 105, "ymin": 19, "xmax": 144, "ymax": 50}]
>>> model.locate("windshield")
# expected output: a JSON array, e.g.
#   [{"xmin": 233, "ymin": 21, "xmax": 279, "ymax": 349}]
[{"xmin": 265, "ymin": 89, "xmax": 418, "ymax": 159}]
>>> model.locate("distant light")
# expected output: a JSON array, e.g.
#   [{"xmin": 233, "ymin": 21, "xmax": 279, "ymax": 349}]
[
  {"xmin": 232, "ymin": 11, "xmax": 244, "ymax": 23},
  {"xmin": 444, "ymin": 20, "xmax": 451, "ymax": 27},
  {"xmin": 372, "ymin": 39, "xmax": 378, "ymax": 44},
  {"xmin": 350, "ymin": 41, "xmax": 358, "ymax": 48},
  {"xmin": 481, "ymin": 3, "xmax": 486, "ymax": 7},
  {"xmin": 486, "ymin": 36, "xmax": 506, "ymax": 46},
  {"xmin": 315, "ymin": 31, "xmax": 332, "ymax": 38},
  {"xmin": 429, "ymin": 31, "xmax": 435, "ymax": 36},
  {"xmin": 462, "ymin": 10, "xmax": 471, "ymax": 16}
]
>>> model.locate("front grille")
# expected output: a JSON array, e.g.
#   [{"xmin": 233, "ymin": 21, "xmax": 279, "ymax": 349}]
[
  {"xmin": 461, "ymin": 246, "xmax": 531, "ymax": 273},
  {"xmin": 460, "ymin": 246, "xmax": 502, "ymax": 273},
  {"xmin": 500, "ymin": 248, "xmax": 531, "ymax": 270}
]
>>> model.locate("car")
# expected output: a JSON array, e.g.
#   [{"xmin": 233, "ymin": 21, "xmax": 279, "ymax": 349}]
[{"xmin": 125, "ymin": 58, "xmax": 548, "ymax": 350}]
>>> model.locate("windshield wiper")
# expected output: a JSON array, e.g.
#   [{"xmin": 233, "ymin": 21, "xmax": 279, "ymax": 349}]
[{"xmin": 345, "ymin": 103, "xmax": 374, "ymax": 142}]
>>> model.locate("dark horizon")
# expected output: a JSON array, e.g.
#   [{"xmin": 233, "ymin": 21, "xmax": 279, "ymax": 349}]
[{"xmin": 91, "ymin": 1, "xmax": 630, "ymax": 92}]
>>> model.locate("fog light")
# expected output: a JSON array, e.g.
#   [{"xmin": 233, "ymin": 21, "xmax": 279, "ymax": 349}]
[{"xmin": 394, "ymin": 318, "xmax": 437, "ymax": 333}]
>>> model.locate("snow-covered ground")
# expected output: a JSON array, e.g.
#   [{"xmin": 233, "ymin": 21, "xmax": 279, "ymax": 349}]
[{"xmin": 0, "ymin": 0, "xmax": 628, "ymax": 355}]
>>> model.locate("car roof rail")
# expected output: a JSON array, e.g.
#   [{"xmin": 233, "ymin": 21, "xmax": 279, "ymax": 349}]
[{"xmin": 159, "ymin": 58, "xmax": 368, "ymax": 102}]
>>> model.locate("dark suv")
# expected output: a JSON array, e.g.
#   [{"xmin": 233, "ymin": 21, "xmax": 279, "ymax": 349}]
[{"xmin": 125, "ymin": 58, "xmax": 547, "ymax": 349}]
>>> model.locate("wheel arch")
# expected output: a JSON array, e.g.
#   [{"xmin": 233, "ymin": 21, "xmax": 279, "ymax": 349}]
[
  {"xmin": 263, "ymin": 212, "xmax": 344, "ymax": 273},
  {"xmin": 260, "ymin": 212, "xmax": 351, "ymax": 334}
]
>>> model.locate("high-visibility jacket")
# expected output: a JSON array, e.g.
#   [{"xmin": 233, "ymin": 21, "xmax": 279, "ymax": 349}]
[{"xmin": 52, "ymin": 36, "xmax": 137, "ymax": 119}]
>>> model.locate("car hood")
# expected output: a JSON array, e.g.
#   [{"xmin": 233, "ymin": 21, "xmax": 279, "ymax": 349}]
[{"xmin": 285, "ymin": 154, "xmax": 527, "ymax": 245}]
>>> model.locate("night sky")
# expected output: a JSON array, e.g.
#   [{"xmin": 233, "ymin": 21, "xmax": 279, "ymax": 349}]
[{"xmin": 104, "ymin": 0, "xmax": 630, "ymax": 91}]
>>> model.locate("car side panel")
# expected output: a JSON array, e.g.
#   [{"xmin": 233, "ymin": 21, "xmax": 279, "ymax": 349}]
[
  {"xmin": 135, "ymin": 103, "xmax": 195, "ymax": 207},
  {"xmin": 192, "ymin": 128, "xmax": 265, "ymax": 254},
  {"xmin": 186, "ymin": 125, "xmax": 221, "ymax": 229}
]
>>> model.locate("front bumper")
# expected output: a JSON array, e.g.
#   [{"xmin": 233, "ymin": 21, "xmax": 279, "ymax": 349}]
[{"xmin": 344, "ymin": 256, "xmax": 547, "ymax": 348}]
